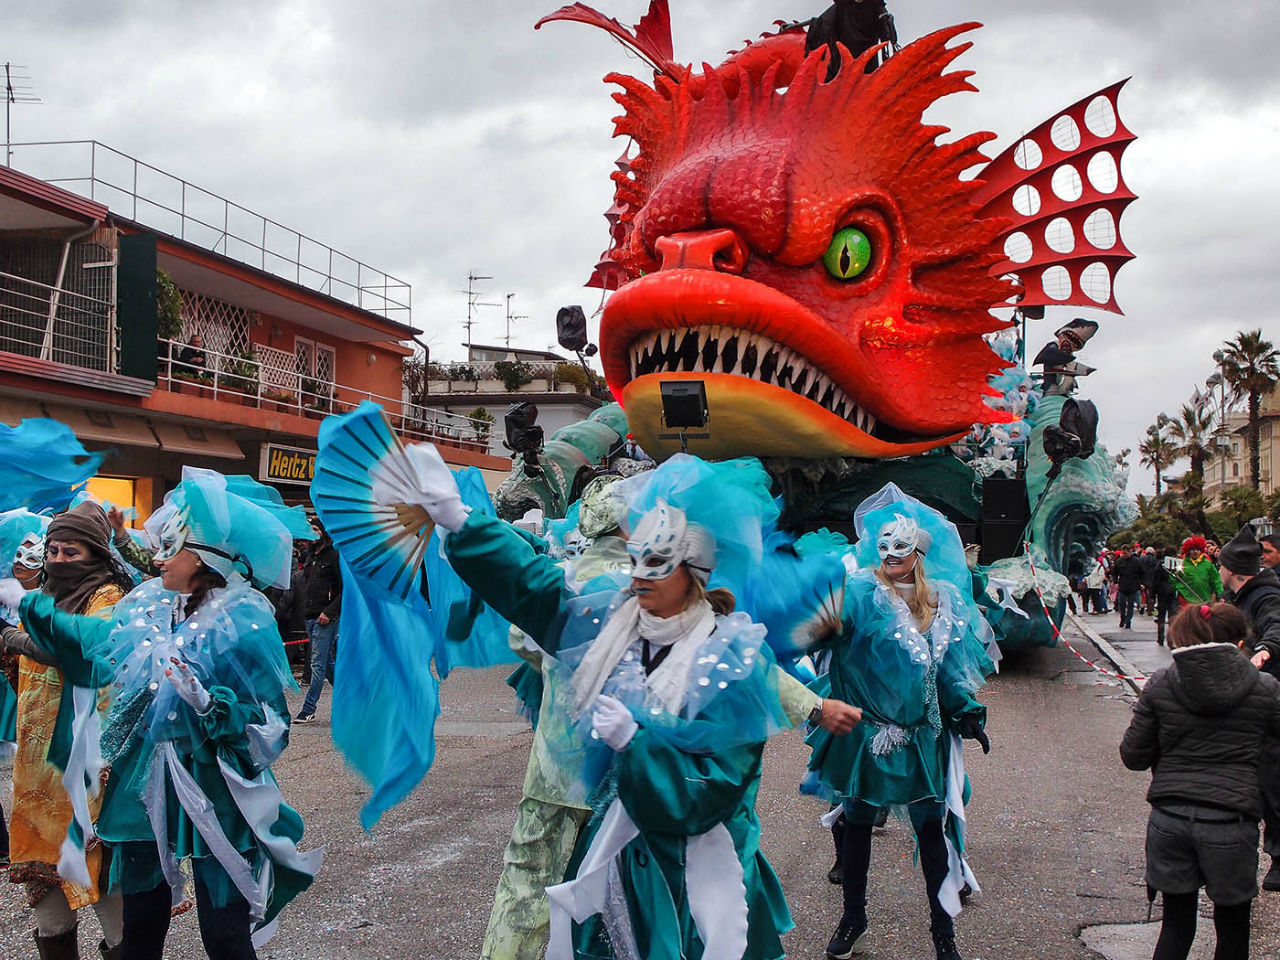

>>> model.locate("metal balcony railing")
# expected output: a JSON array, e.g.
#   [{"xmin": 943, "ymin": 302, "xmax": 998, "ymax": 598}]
[
  {"xmin": 0, "ymin": 268, "xmax": 116, "ymax": 371},
  {"xmin": 6, "ymin": 141, "xmax": 412, "ymax": 326},
  {"xmin": 158, "ymin": 338, "xmax": 497, "ymax": 454}
]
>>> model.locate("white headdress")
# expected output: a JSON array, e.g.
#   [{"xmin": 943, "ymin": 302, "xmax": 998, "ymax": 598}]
[
  {"xmin": 626, "ymin": 499, "xmax": 715, "ymax": 583},
  {"xmin": 13, "ymin": 531, "xmax": 45, "ymax": 571},
  {"xmin": 876, "ymin": 513, "xmax": 932, "ymax": 560}
]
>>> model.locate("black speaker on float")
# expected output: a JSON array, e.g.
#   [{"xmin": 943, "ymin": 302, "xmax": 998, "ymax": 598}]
[
  {"xmin": 982, "ymin": 475, "xmax": 1029, "ymax": 522},
  {"xmin": 980, "ymin": 520, "xmax": 1025, "ymax": 565},
  {"xmin": 659, "ymin": 380, "xmax": 709, "ymax": 430},
  {"xmin": 556, "ymin": 306, "xmax": 590, "ymax": 353}
]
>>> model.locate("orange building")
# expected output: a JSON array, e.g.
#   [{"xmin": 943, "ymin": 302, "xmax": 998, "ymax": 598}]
[{"xmin": 0, "ymin": 141, "xmax": 509, "ymax": 521}]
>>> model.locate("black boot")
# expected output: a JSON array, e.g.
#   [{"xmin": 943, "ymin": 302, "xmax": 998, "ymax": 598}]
[
  {"xmin": 932, "ymin": 929, "xmax": 963, "ymax": 960},
  {"xmin": 829, "ymin": 810, "xmax": 845, "ymax": 884},
  {"xmin": 830, "ymin": 820, "xmax": 873, "ymax": 957},
  {"xmin": 98, "ymin": 941, "xmax": 121, "ymax": 960},
  {"xmin": 33, "ymin": 926, "xmax": 80, "ymax": 960},
  {"xmin": 1263, "ymin": 857, "xmax": 1280, "ymax": 892},
  {"xmin": 826, "ymin": 915, "xmax": 869, "ymax": 958}
]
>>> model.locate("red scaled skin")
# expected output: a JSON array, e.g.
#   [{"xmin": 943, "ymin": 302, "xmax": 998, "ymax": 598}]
[{"xmin": 597, "ymin": 24, "xmax": 1016, "ymax": 458}]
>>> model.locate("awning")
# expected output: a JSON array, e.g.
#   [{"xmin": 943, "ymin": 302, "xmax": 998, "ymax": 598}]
[
  {"xmin": 150, "ymin": 420, "xmax": 245, "ymax": 460},
  {"xmin": 44, "ymin": 403, "xmax": 160, "ymax": 448},
  {"xmin": 0, "ymin": 396, "xmax": 50, "ymax": 426}
]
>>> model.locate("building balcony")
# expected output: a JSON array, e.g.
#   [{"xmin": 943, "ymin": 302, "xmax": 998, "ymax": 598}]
[
  {"xmin": 0, "ymin": 267, "xmax": 152, "ymax": 395},
  {"xmin": 156, "ymin": 338, "xmax": 494, "ymax": 453},
  {"xmin": 6, "ymin": 140, "xmax": 411, "ymax": 328}
]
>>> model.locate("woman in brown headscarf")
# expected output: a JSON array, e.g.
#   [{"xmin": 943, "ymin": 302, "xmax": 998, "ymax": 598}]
[{"xmin": 2, "ymin": 501, "xmax": 135, "ymax": 959}]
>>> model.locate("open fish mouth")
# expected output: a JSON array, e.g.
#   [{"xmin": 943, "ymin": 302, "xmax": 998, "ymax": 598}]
[
  {"xmin": 601, "ymin": 268, "xmax": 964, "ymax": 458},
  {"xmin": 627, "ymin": 325, "xmax": 879, "ymax": 436}
]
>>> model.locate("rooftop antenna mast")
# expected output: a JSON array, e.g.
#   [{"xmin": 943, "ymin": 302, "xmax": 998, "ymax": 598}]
[
  {"xmin": 4, "ymin": 63, "xmax": 42, "ymax": 166},
  {"xmin": 462, "ymin": 272, "xmax": 500, "ymax": 357},
  {"xmin": 503, "ymin": 292, "xmax": 529, "ymax": 349}
]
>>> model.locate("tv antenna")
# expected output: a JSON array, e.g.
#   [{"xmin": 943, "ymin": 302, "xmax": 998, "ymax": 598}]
[
  {"xmin": 4, "ymin": 63, "xmax": 42, "ymax": 166},
  {"xmin": 461, "ymin": 272, "xmax": 500, "ymax": 356},
  {"xmin": 503, "ymin": 293, "xmax": 529, "ymax": 349}
]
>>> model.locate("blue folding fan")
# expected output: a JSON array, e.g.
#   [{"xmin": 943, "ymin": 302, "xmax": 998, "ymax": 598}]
[{"xmin": 312, "ymin": 402, "xmax": 436, "ymax": 603}]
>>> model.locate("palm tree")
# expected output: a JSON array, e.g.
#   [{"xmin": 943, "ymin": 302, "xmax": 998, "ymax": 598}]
[
  {"xmin": 1138, "ymin": 422, "xmax": 1178, "ymax": 499},
  {"xmin": 1166, "ymin": 403, "xmax": 1217, "ymax": 480},
  {"xmin": 1218, "ymin": 329, "xmax": 1280, "ymax": 490}
]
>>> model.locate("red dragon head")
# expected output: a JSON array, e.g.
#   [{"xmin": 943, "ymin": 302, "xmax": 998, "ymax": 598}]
[{"xmin": 540, "ymin": 6, "xmax": 1017, "ymax": 459}]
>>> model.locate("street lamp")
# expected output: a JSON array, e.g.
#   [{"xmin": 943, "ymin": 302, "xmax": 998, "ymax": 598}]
[{"xmin": 1208, "ymin": 350, "xmax": 1230, "ymax": 499}]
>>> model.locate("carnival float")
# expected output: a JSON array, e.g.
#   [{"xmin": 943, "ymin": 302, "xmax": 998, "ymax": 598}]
[{"xmin": 312, "ymin": 0, "xmax": 1140, "ymax": 822}]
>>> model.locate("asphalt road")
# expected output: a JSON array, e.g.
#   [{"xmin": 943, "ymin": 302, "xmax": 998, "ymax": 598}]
[{"xmin": 3, "ymin": 622, "xmax": 1278, "ymax": 959}]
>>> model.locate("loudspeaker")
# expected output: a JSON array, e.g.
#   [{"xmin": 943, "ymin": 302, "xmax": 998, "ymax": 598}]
[
  {"xmin": 980, "ymin": 520, "xmax": 1025, "ymax": 565},
  {"xmin": 556, "ymin": 306, "xmax": 589, "ymax": 353},
  {"xmin": 659, "ymin": 380, "xmax": 709, "ymax": 429},
  {"xmin": 504, "ymin": 401, "xmax": 543, "ymax": 455},
  {"xmin": 982, "ymin": 475, "xmax": 1028, "ymax": 522}
]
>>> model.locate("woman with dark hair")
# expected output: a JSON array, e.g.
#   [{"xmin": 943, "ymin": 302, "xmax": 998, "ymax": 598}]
[
  {"xmin": 0, "ymin": 501, "xmax": 133, "ymax": 958},
  {"xmin": 1121, "ymin": 602, "xmax": 1280, "ymax": 960},
  {"xmin": 0, "ymin": 470, "xmax": 320, "ymax": 960}
]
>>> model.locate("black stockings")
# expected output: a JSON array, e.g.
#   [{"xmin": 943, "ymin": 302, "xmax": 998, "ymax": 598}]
[{"xmin": 1153, "ymin": 892, "xmax": 1251, "ymax": 960}]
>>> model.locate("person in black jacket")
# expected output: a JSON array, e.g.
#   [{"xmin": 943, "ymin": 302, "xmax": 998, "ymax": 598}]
[
  {"xmin": 1112, "ymin": 547, "xmax": 1144, "ymax": 629},
  {"xmin": 1216, "ymin": 525, "xmax": 1280, "ymax": 892},
  {"xmin": 1121, "ymin": 602, "xmax": 1280, "ymax": 960},
  {"xmin": 1152, "ymin": 549, "xmax": 1179, "ymax": 647},
  {"xmin": 295, "ymin": 518, "xmax": 342, "ymax": 724},
  {"xmin": 1138, "ymin": 547, "xmax": 1161, "ymax": 615}
]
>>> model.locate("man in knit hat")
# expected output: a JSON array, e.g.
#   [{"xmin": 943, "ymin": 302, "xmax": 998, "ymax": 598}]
[{"xmin": 1218, "ymin": 524, "xmax": 1280, "ymax": 890}]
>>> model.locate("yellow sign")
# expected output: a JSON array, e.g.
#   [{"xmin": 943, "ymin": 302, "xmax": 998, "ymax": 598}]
[{"xmin": 261, "ymin": 444, "xmax": 316, "ymax": 485}]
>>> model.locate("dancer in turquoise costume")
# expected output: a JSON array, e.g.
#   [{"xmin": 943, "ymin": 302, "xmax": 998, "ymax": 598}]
[
  {"xmin": 390, "ymin": 445, "xmax": 816, "ymax": 960},
  {"xmin": 0, "ymin": 468, "xmax": 322, "ymax": 959},
  {"xmin": 809, "ymin": 483, "xmax": 994, "ymax": 960}
]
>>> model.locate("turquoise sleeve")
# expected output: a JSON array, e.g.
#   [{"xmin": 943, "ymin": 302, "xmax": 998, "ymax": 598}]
[
  {"xmin": 444, "ymin": 513, "xmax": 571, "ymax": 650},
  {"xmin": 616, "ymin": 725, "xmax": 759, "ymax": 836},
  {"xmin": 18, "ymin": 592, "xmax": 115, "ymax": 687}
]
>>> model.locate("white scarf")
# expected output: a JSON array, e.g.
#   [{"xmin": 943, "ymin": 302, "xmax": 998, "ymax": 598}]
[{"xmin": 571, "ymin": 596, "xmax": 716, "ymax": 714}]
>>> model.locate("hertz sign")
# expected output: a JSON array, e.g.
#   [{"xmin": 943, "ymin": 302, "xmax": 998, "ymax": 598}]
[{"xmin": 260, "ymin": 443, "xmax": 317, "ymax": 485}]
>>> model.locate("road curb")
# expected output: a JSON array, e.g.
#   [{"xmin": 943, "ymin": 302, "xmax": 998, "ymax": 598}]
[{"xmin": 1064, "ymin": 612, "xmax": 1146, "ymax": 694}]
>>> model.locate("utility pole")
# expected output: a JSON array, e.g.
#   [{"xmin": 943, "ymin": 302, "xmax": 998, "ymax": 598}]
[
  {"xmin": 503, "ymin": 293, "xmax": 529, "ymax": 349},
  {"xmin": 462, "ymin": 272, "xmax": 499, "ymax": 358},
  {"xmin": 4, "ymin": 63, "xmax": 42, "ymax": 166}
]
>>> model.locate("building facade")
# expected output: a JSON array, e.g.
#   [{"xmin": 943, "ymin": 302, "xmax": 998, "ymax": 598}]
[
  {"xmin": 424, "ymin": 342, "xmax": 605, "ymax": 458},
  {"xmin": 1202, "ymin": 386, "xmax": 1279, "ymax": 504},
  {"xmin": 1, "ymin": 141, "xmax": 510, "ymax": 523}
]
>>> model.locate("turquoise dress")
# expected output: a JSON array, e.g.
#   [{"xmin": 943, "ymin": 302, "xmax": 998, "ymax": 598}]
[
  {"xmin": 447, "ymin": 512, "xmax": 794, "ymax": 960},
  {"xmin": 19, "ymin": 579, "xmax": 320, "ymax": 938},
  {"xmin": 806, "ymin": 569, "xmax": 991, "ymax": 808}
]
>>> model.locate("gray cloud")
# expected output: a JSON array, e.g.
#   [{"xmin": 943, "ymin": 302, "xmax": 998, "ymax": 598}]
[{"xmin": 7, "ymin": 0, "xmax": 1280, "ymax": 492}]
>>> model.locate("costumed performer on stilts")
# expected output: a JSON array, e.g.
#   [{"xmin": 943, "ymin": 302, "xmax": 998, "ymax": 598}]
[
  {"xmin": 0, "ymin": 468, "xmax": 322, "ymax": 960},
  {"xmin": 1, "ymin": 502, "xmax": 132, "ymax": 959},
  {"xmin": 386, "ymin": 444, "xmax": 828, "ymax": 960},
  {"xmin": 481, "ymin": 472, "xmax": 860, "ymax": 960},
  {"xmin": 806, "ymin": 483, "xmax": 994, "ymax": 960}
]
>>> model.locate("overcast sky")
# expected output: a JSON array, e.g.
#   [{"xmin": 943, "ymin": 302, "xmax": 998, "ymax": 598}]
[{"xmin": 7, "ymin": 0, "xmax": 1279, "ymax": 493}]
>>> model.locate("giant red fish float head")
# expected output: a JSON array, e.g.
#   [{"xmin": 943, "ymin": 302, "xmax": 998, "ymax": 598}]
[{"xmin": 539, "ymin": 3, "xmax": 1135, "ymax": 460}]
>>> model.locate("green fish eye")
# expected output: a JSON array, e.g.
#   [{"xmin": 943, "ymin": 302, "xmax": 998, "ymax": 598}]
[{"xmin": 823, "ymin": 227, "xmax": 872, "ymax": 280}]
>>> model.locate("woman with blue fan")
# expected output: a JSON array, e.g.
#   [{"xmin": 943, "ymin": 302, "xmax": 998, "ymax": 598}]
[
  {"xmin": 809, "ymin": 484, "xmax": 995, "ymax": 960},
  {"xmin": 0, "ymin": 469, "xmax": 322, "ymax": 959},
  {"xmin": 389, "ymin": 444, "xmax": 837, "ymax": 960}
]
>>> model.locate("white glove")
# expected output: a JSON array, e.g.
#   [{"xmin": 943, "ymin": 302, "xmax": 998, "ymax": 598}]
[
  {"xmin": 165, "ymin": 658, "xmax": 213, "ymax": 714},
  {"xmin": 592, "ymin": 695, "xmax": 638, "ymax": 751},
  {"xmin": 374, "ymin": 442, "xmax": 470, "ymax": 534},
  {"xmin": 0, "ymin": 578, "xmax": 26, "ymax": 613}
]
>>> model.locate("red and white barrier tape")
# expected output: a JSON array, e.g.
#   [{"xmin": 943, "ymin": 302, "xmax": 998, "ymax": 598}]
[{"xmin": 1024, "ymin": 545, "xmax": 1147, "ymax": 684}]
